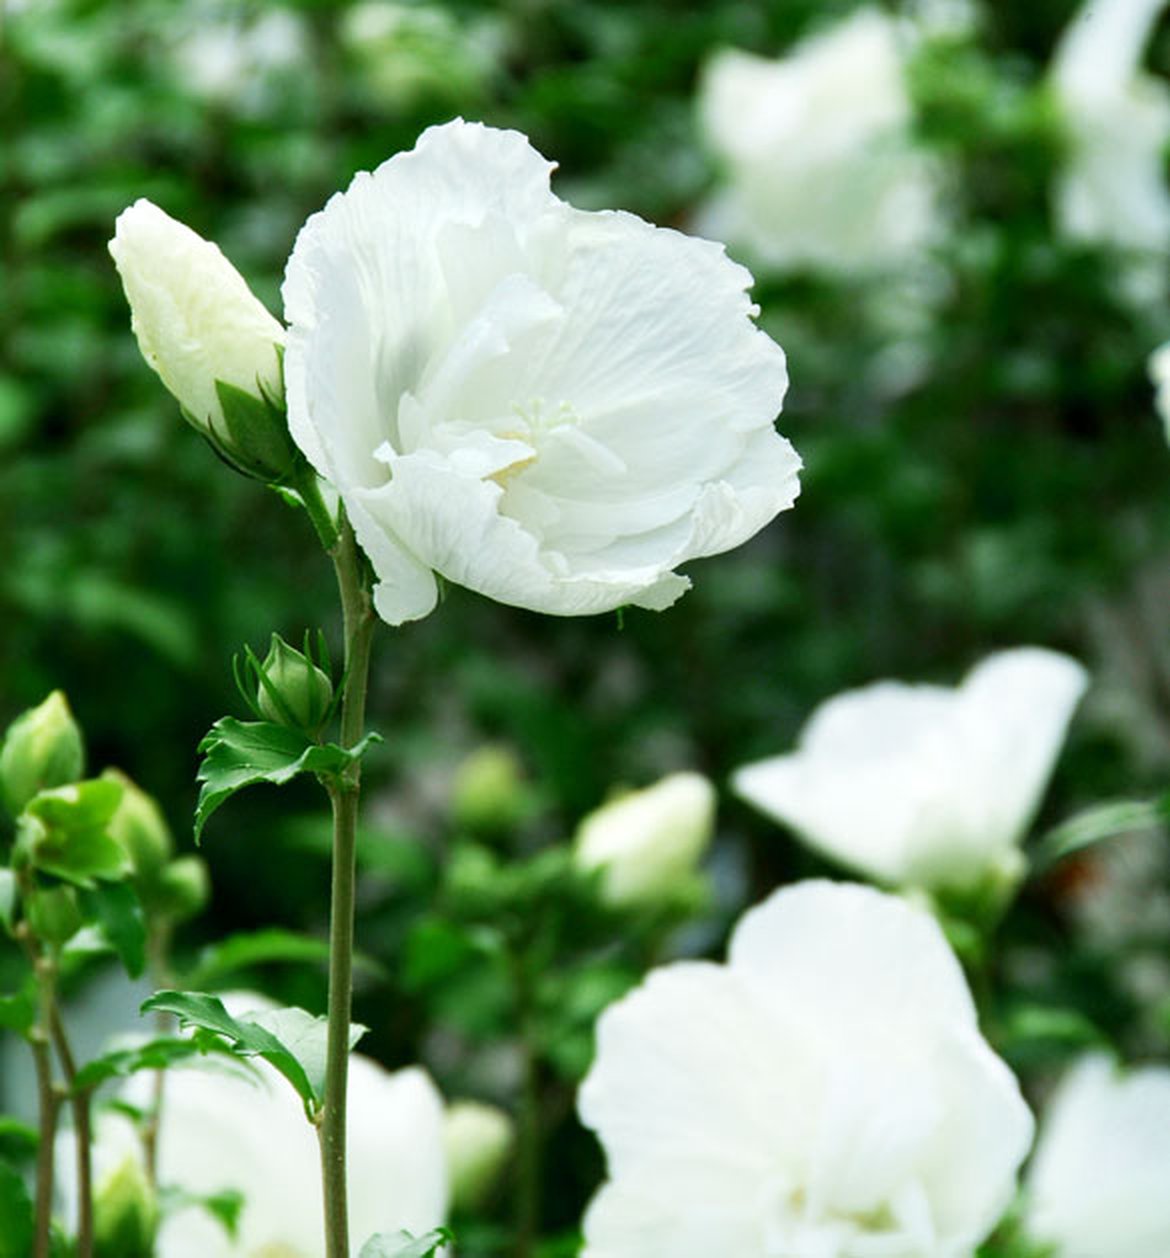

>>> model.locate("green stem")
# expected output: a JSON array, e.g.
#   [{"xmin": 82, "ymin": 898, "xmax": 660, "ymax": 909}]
[
  {"xmin": 319, "ymin": 514, "xmax": 376, "ymax": 1258},
  {"xmin": 24, "ymin": 938, "xmax": 58, "ymax": 1258},
  {"xmin": 49, "ymin": 1003, "xmax": 92, "ymax": 1258},
  {"xmin": 290, "ymin": 462, "xmax": 339, "ymax": 553}
]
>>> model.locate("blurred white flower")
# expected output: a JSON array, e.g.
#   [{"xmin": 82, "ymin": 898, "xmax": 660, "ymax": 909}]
[
  {"xmin": 1051, "ymin": 0, "xmax": 1170, "ymax": 255},
  {"xmin": 572, "ymin": 772, "xmax": 716, "ymax": 908},
  {"xmin": 109, "ymin": 200, "xmax": 292, "ymax": 480},
  {"xmin": 283, "ymin": 119, "xmax": 798, "ymax": 625},
  {"xmin": 578, "ymin": 879, "xmax": 1034, "ymax": 1258},
  {"xmin": 174, "ymin": 6, "xmax": 307, "ymax": 115},
  {"xmin": 1025, "ymin": 1054, "xmax": 1170, "ymax": 1258},
  {"xmin": 1150, "ymin": 340, "xmax": 1170, "ymax": 439},
  {"xmin": 732, "ymin": 648, "xmax": 1088, "ymax": 894},
  {"xmin": 696, "ymin": 8, "xmax": 944, "ymax": 275},
  {"xmin": 443, "ymin": 1099, "xmax": 514, "ymax": 1211},
  {"xmin": 59, "ymin": 995, "xmax": 447, "ymax": 1258}
]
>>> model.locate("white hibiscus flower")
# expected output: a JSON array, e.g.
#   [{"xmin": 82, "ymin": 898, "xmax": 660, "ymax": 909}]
[
  {"xmin": 1025, "ymin": 1054, "xmax": 1170, "ymax": 1258},
  {"xmin": 578, "ymin": 880, "xmax": 1034, "ymax": 1257},
  {"xmin": 732, "ymin": 648, "xmax": 1088, "ymax": 895},
  {"xmin": 282, "ymin": 119, "xmax": 798, "ymax": 625}
]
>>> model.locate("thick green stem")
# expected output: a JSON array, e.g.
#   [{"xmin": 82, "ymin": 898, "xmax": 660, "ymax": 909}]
[
  {"xmin": 49, "ymin": 1003, "xmax": 92, "ymax": 1258},
  {"xmin": 319, "ymin": 515, "xmax": 376, "ymax": 1258}
]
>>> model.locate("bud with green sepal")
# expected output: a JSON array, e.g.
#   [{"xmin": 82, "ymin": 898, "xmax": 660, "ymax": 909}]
[
  {"xmin": 0, "ymin": 691, "xmax": 84, "ymax": 817},
  {"xmin": 25, "ymin": 884, "xmax": 83, "ymax": 947},
  {"xmin": 235, "ymin": 630, "xmax": 336, "ymax": 737},
  {"xmin": 444, "ymin": 1099, "xmax": 514, "ymax": 1212},
  {"xmin": 451, "ymin": 745, "xmax": 531, "ymax": 838},
  {"xmin": 101, "ymin": 769, "xmax": 173, "ymax": 900},
  {"xmin": 93, "ymin": 1153, "xmax": 157, "ymax": 1258},
  {"xmin": 154, "ymin": 856, "xmax": 211, "ymax": 925}
]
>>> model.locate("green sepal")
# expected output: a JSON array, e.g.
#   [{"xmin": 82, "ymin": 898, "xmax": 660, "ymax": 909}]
[
  {"xmin": 212, "ymin": 376, "xmax": 298, "ymax": 485},
  {"xmin": 15, "ymin": 779, "xmax": 130, "ymax": 886},
  {"xmin": 194, "ymin": 717, "xmax": 381, "ymax": 841},
  {"xmin": 140, "ymin": 991, "xmax": 366, "ymax": 1117}
]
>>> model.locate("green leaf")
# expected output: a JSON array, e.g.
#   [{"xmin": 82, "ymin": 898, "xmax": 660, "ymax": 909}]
[
  {"xmin": 193, "ymin": 717, "xmax": 380, "ymax": 840},
  {"xmin": 72, "ymin": 1036, "xmax": 233, "ymax": 1094},
  {"xmin": 140, "ymin": 992, "xmax": 364, "ymax": 1113},
  {"xmin": 0, "ymin": 1118, "xmax": 37, "ymax": 1167},
  {"xmin": 18, "ymin": 779, "xmax": 130, "ymax": 886},
  {"xmin": 184, "ymin": 928, "xmax": 331, "ymax": 988},
  {"xmin": 157, "ymin": 1185, "xmax": 244, "ymax": 1240},
  {"xmin": 0, "ymin": 871, "xmax": 16, "ymax": 931},
  {"xmin": 359, "ymin": 1228, "xmax": 454, "ymax": 1258},
  {"xmin": 1031, "ymin": 797, "xmax": 1168, "ymax": 874},
  {"xmin": 0, "ymin": 981, "xmax": 36, "ymax": 1037},
  {"xmin": 0, "ymin": 1162, "xmax": 33, "ymax": 1258},
  {"xmin": 79, "ymin": 882, "xmax": 146, "ymax": 978}
]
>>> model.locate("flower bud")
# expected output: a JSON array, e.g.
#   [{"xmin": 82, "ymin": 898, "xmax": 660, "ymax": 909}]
[
  {"xmin": 444, "ymin": 1100, "xmax": 514, "ymax": 1212},
  {"xmin": 101, "ymin": 769, "xmax": 173, "ymax": 894},
  {"xmin": 26, "ymin": 885, "xmax": 82, "ymax": 946},
  {"xmin": 109, "ymin": 199, "xmax": 297, "ymax": 483},
  {"xmin": 256, "ymin": 634, "xmax": 334, "ymax": 733},
  {"xmin": 94, "ymin": 1154, "xmax": 157, "ymax": 1258},
  {"xmin": 155, "ymin": 856, "xmax": 211, "ymax": 924},
  {"xmin": 451, "ymin": 745, "xmax": 528, "ymax": 835},
  {"xmin": 0, "ymin": 691, "xmax": 84, "ymax": 817},
  {"xmin": 573, "ymin": 772, "xmax": 716, "ymax": 909}
]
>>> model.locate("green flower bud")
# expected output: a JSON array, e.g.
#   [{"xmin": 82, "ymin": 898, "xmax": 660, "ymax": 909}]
[
  {"xmin": 0, "ymin": 691, "xmax": 84, "ymax": 817},
  {"xmin": 101, "ymin": 769, "xmax": 173, "ymax": 894},
  {"xmin": 256, "ymin": 634, "xmax": 334, "ymax": 733},
  {"xmin": 94, "ymin": 1154, "xmax": 157, "ymax": 1258},
  {"xmin": 444, "ymin": 1100, "xmax": 514, "ymax": 1212},
  {"xmin": 26, "ymin": 885, "xmax": 82, "ymax": 946},
  {"xmin": 451, "ymin": 744, "xmax": 528, "ymax": 835},
  {"xmin": 155, "ymin": 856, "xmax": 211, "ymax": 924}
]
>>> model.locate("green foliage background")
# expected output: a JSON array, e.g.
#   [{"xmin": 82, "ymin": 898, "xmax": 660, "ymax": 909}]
[{"xmin": 3, "ymin": 0, "xmax": 1170, "ymax": 1248}]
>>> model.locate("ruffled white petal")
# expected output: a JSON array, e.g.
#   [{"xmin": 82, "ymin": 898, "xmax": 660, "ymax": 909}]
[{"xmin": 284, "ymin": 118, "xmax": 795, "ymax": 621}]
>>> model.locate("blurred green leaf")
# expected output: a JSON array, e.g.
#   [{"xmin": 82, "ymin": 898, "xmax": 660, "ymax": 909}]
[
  {"xmin": 79, "ymin": 881, "xmax": 146, "ymax": 978},
  {"xmin": 0, "ymin": 1162, "xmax": 34, "ymax": 1258},
  {"xmin": 72, "ymin": 1035, "xmax": 226, "ymax": 1094},
  {"xmin": 1031, "ymin": 797, "xmax": 1169, "ymax": 874}
]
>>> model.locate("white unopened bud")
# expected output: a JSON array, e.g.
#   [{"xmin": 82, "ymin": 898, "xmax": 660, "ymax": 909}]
[
  {"xmin": 573, "ymin": 772, "xmax": 716, "ymax": 908},
  {"xmin": 444, "ymin": 1100, "xmax": 513, "ymax": 1211},
  {"xmin": 109, "ymin": 199, "xmax": 294, "ymax": 481}
]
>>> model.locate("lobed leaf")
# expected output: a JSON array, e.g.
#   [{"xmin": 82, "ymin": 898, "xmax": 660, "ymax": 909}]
[
  {"xmin": 358, "ymin": 1228, "xmax": 454, "ymax": 1258},
  {"xmin": 193, "ymin": 717, "xmax": 380, "ymax": 840}
]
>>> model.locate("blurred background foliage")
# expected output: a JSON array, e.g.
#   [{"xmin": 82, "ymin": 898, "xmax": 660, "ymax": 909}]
[{"xmin": 3, "ymin": 0, "xmax": 1170, "ymax": 1247}]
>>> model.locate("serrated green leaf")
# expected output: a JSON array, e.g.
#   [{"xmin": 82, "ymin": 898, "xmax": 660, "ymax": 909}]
[
  {"xmin": 1031, "ymin": 797, "xmax": 1168, "ymax": 875},
  {"xmin": 0, "ymin": 1161, "xmax": 33, "ymax": 1258},
  {"xmin": 79, "ymin": 882, "xmax": 146, "ymax": 978},
  {"xmin": 18, "ymin": 779, "xmax": 130, "ymax": 886},
  {"xmin": 193, "ymin": 717, "xmax": 380, "ymax": 840},
  {"xmin": 359, "ymin": 1228, "xmax": 454, "ymax": 1258},
  {"xmin": 140, "ymin": 991, "xmax": 363, "ymax": 1113}
]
